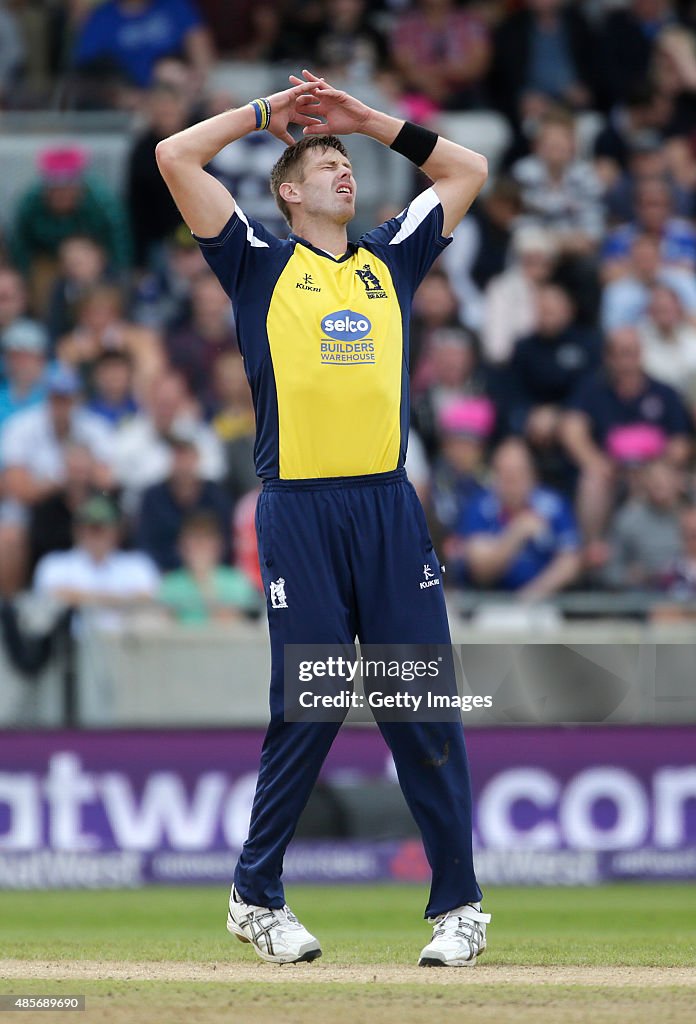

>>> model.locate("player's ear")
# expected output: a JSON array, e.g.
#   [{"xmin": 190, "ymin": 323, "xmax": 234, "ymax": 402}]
[{"xmin": 279, "ymin": 181, "xmax": 301, "ymax": 208}]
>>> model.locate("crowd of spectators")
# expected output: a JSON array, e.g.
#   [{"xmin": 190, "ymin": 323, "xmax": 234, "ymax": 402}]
[{"xmin": 2, "ymin": 0, "xmax": 696, "ymax": 616}]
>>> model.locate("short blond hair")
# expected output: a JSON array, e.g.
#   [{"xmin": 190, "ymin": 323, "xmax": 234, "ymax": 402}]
[{"xmin": 270, "ymin": 135, "xmax": 350, "ymax": 227}]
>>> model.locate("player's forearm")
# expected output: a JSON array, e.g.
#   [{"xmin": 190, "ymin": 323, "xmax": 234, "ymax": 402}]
[
  {"xmin": 369, "ymin": 112, "xmax": 487, "ymax": 240},
  {"xmin": 421, "ymin": 135, "xmax": 488, "ymax": 189},
  {"xmin": 360, "ymin": 109, "xmax": 486, "ymax": 181},
  {"xmin": 360, "ymin": 108, "xmax": 486, "ymax": 233},
  {"xmin": 359, "ymin": 108, "xmax": 405, "ymax": 147},
  {"xmin": 156, "ymin": 105, "xmax": 256, "ymax": 169}
]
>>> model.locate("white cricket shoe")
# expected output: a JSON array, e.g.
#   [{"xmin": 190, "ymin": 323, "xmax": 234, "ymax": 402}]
[
  {"xmin": 418, "ymin": 902, "xmax": 491, "ymax": 967},
  {"xmin": 226, "ymin": 885, "xmax": 322, "ymax": 964}
]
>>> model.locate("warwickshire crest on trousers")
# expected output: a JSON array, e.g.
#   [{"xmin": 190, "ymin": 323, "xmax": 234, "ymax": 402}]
[{"xmin": 270, "ymin": 578, "xmax": 288, "ymax": 609}]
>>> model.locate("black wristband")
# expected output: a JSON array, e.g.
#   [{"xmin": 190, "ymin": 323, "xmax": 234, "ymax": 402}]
[{"xmin": 389, "ymin": 121, "xmax": 438, "ymax": 167}]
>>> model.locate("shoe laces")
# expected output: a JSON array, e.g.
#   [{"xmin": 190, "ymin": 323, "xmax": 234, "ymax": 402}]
[
  {"xmin": 277, "ymin": 905, "xmax": 302, "ymax": 929},
  {"xmin": 431, "ymin": 904, "xmax": 489, "ymax": 940},
  {"xmin": 233, "ymin": 889, "xmax": 302, "ymax": 931}
]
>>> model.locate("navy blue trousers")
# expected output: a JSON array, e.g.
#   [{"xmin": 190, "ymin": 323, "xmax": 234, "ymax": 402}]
[{"xmin": 234, "ymin": 469, "xmax": 482, "ymax": 917}]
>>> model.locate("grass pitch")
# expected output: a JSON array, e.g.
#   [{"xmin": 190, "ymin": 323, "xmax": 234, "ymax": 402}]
[{"xmin": 0, "ymin": 884, "xmax": 694, "ymax": 1023}]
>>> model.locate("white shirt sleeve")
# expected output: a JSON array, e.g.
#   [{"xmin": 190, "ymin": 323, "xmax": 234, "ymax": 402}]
[
  {"xmin": 406, "ymin": 428, "xmax": 430, "ymax": 491},
  {"xmin": 0, "ymin": 410, "xmax": 32, "ymax": 468},
  {"xmin": 78, "ymin": 411, "xmax": 116, "ymax": 467},
  {"xmin": 33, "ymin": 553, "xmax": 69, "ymax": 594},
  {"xmin": 198, "ymin": 425, "xmax": 226, "ymax": 481},
  {"xmin": 124, "ymin": 555, "xmax": 160, "ymax": 595}
]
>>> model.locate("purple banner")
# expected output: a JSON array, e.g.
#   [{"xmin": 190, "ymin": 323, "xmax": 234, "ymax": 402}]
[{"xmin": 1, "ymin": 727, "xmax": 695, "ymax": 886}]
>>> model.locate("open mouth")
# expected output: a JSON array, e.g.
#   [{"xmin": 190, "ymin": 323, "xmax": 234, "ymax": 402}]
[{"xmin": 336, "ymin": 186, "xmax": 352, "ymax": 196}]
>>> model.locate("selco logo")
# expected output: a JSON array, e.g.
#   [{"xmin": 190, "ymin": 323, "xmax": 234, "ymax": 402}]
[{"xmin": 321, "ymin": 309, "xmax": 371, "ymax": 341}]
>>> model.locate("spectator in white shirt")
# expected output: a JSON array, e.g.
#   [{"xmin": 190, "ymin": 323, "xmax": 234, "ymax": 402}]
[
  {"xmin": 511, "ymin": 110, "xmax": 605, "ymax": 254},
  {"xmin": 112, "ymin": 369, "xmax": 225, "ymax": 515},
  {"xmin": 0, "ymin": 362, "xmax": 114, "ymax": 596},
  {"xmin": 638, "ymin": 283, "xmax": 696, "ymax": 397},
  {"xmin": 482, "ymin": 225, "xmax": 557, "ymax": 364},
  {"xmin": 441, "ymin": 176, "xmax": 523, "ymax": 331},
  {"xmin": 34, "ymin": 494, "xmax": 159, "ymax": 630}
]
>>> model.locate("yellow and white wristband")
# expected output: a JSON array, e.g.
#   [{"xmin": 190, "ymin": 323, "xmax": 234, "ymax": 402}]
[{"xmin": 249, "ymin": 97, "xmax": 272, "ymax": 131}]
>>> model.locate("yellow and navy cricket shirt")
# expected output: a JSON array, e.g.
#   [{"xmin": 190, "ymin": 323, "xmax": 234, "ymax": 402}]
[{"xmin": 195, "ymin": 186, "xmax": 451, "ymax": 480}]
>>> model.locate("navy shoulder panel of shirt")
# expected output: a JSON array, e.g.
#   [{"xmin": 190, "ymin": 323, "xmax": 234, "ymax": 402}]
[
  {"xmin": 194, "ymin": 207, "xmax": 294, "ymax": 374},
  {"xmin": 358, "ymin": 186, "xmax": 453, "ymax": 297},
  {"xmin": 193, "ymin": 207, "xmax": 292, "ymax": 298}
]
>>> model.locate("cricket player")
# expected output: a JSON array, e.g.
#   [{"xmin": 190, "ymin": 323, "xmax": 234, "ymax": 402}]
[{"xmin": 156, "ymin": 69, "xmax": 490, "ymax": 967}]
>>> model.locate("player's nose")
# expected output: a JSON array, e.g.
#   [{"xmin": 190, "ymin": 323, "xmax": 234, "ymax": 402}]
[{"xmin": 336, "ymin": 171, "xmax": 355, "ymax": 192}]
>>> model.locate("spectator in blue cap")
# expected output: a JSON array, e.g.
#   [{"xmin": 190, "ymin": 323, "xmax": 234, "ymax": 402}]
[{"xmin": 0, "ymin": 320, "xmax": 48, "ymax": 431}]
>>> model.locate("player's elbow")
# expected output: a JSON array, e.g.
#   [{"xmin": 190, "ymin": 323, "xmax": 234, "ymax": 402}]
[
  {"xmin": 155, "ymin": 138, "xmax": 181, "ymax": 171},
  {"xmin": 468, "ymin": 152, "xmax": 488, "ymax": 189},
  {"xmin": 447, "ymin": 149, "xmax": 488, "ymax": 195},
  {"xmin": 155, "ymin": 139, "xmax": 171, "ymax": 171}
]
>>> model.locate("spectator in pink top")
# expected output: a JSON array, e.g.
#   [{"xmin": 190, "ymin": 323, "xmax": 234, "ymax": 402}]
[{"xmin": 390, "ymin": 0, "xmax": 491, "ymax": 114}]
